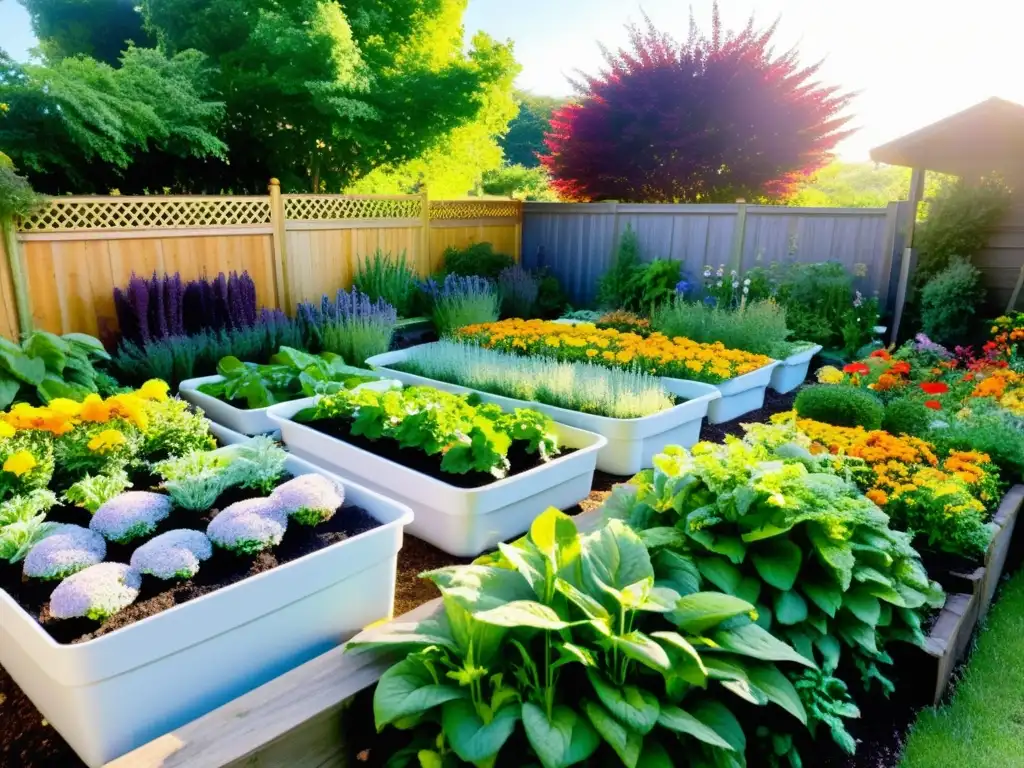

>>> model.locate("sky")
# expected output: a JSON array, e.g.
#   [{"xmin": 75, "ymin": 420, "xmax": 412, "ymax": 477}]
[{"xmin": 1, "ymin": 0, "xmax": 1019, "ymax": 160}]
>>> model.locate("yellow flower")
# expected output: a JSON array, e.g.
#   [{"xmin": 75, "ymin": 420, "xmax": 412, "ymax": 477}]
[
  {"xmin": 586, "ymin": 349, "xmax": 598, "ymax": 358},
  {"xmin": 0, "ymin": 421, "xmax": 14, "ymax": 439},
  {"xmin": 138, "ymin": 380, "xmax": 170, "ymax": 402},
  {"xmin": 816, "ymin": 366, "xmax": 844, "ymax": 384},
  {"xmin": 88, "ymin": 429, "xmax": 128, "ymax": 454},
  {"xmin": 47, "ymin": 398, "xmax": 83, "ymax": 417},
  {"xmin": 3, "ymin": 450, "xmax": 37, "ymax": 477},
  {"xmin": 79, "ymin": 394, "xmax": 112, "ymax": 423}
]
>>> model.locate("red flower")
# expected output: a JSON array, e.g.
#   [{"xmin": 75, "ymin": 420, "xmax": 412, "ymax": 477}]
[
  {"xmin": 888, "ymin": 361, "xmax": 911, "ymax": 376},
  {"xmin": 925, "ymin": 400, "xmax": 942, "ymax": 410},
  {"xmin": 870, "ymin": 349, "xmax": 892, "ymax": 360},
  {"xmin": 920, "ymin": 382, "xmax": 949, "ymax": 395},
  {"xmin": 844, "ymin": 363, "xmax": 869, "ymax": 375}
]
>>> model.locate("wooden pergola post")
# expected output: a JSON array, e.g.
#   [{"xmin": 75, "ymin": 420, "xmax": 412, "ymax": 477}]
[{"xmin": 888, "ymin": 167, "xmax": 927, "ymax": 344}]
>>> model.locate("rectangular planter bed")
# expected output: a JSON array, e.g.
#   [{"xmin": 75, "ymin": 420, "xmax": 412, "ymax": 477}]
[
  {"xmin": 769, "ymin": 345, "xmax": 823, "ymax": 394},
  {"xmin": 0, "ymin": 423, "xmax": 413, "ymax": 768},
  {"xmin": 366, "ymin": 347, "xmax": 721, "ymax": 476},
  {"xmin": 178, "ymin": 375, "xmax": 397, "ymax": 436},
  {"xmin": 676, "ymin": 361, "xmax": 780, "ymax": 425},
  {"xmin": 267, "ymin": 398, "xmax": 606, "ymax": 557},
  {"xmin": 922, "ymin": 591, "xmax": 981, "ymax": 706}
]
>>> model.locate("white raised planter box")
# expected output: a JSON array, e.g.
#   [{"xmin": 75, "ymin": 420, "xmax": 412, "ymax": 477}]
[
  {"xmin": 267, "ymin": 398, "xmax": 606, "ymax": 557},
  {"xmin": 769, "ymin": 345, "xmax": 823, "ymax": 394},
  {"xmin": 178, "ymin": 375, "xmax": 399, "ymax": 436},
  {"xmin": 0, "ymin": 423, "xmax": 413, "ymax": 768},
  {"xmin": 366, "ymin": 347, "xmax": 721, "ymax": 475},
  {"xmin": 680, "ymin": 361, "xmax": 780, "ymax": 424}
]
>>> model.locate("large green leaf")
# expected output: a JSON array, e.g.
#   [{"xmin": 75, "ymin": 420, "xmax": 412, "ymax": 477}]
[
  {"xmin": 639, "ymin": 527, "xmax": 688, "ymax": 551},
  {"xmin": 844, "ymin": 586, "xmax": 882, "ymax": 626},
  {"xmin": 609, "ymin": 631, "xmax": 671, "ymax": 673},
  {"xmin": 711, "ymin": 624, "xmax": 814, "ymax": 667},
  {"xmin": 696, "ymin": 558, "xmax": 742, "ymax": 594},
  {"xmin": 555, "ymin": 577, "xmax": 611, "ymax": 622},
  {"xmin": 0, "ymin": 375, "xmax": 20, "ymax": 410},
  {"xmin": 581, "ymin": 520, "xmax": 654, "ymax": 609},
  {"xmin": 496, "ymin": 541, "xmax": 547, "ymax": 598},
  {"xmin": 442, "ymin": 700, "xmax": 520, "ymax": 764},
  {"xmin": 837, "ymin": 615, "xmax": 878, "ymax": 654},
  {"xmin": 442, "ymin": 595, "xmax": 508, "ymax": 667},
  {"xmin": 746, "ymin": 665, "xmax": 807, "ymax": 724},
  {"xmin": 423, "ymin": 565, "xmax": 535, "ymax": 612},
  {"xmin": 751, "ymin": 540, "xmax": 802, "ymax": 591},
  {"xmin": 349, "ymin": 615, "xmax": 458, "ymax": 654},
  {"xmin": 814, "ymin": 634, "xmax": 842, "ymax": 672},
  {"xmin": 530, "ymin": 507, "xmax": 581, "ymax": 575},
  {"xmin": 23, "ymin": 331, "xmax": 68, "ymax": 373},
  {"xmin": 588, "ymin": 672, "xmax": 659, "ymax": 734},
  {"xmin": 62, "ymin": 333, "xmax": 108, "ymax": 357},
  {"xmin": 774, "ymin": 591, "xmax": 809, "ymax": 626},
  {"xmin": 0, "ymin": 346, "xmax": 46, "ymax": 386},
  {"xmin": 651, "ymin": 631, "xmax": 708, "ymax": 686},
  {"xmin": 702, "ymin": 658, "xmax": 768, "ymax": 706},
  {"xmin": 474, "ymin": 600, "xmax": 574, "ymax": 631},
  {"xmin": 689, "ymin": 698, "xmax": 746, "ymax": 753},
  {"xmin": 373, "ymin": 658, "xmax": 466, "ymax": 729},
  {"xmin": 653, "ymin": 550, "xmax": 701, "ymax": 597},
  {"xmin": 657, "ymin": 705, "xmax": 733, "ymax": 749},
  {"xmin": 582, "ymin": 699, "xmax": 643, "ymax": 768},
  {"xmin": 808, "ymin": 524, "xmax": 855, "ymax": 590},
  {"xmin": 801, "ymin": 577, "xmax": 843, "ymax": 618},
  {"xmin": 689, "ymin": 530, "xmax": 747, "ymax": 564},
  {"xmin": 521, "ymin": 703, "xmax": 599, "ymax": 768},
  {"xmin": 635, "ymin": 739, "xmax": 674, "ymax": 768},
  {"xmin": 668, "ymin": 592, "xmax": 756, "ymax": 634},
  {"xmin": 36, "ymin": 376, "xmax": 92, "ymax": 404}
]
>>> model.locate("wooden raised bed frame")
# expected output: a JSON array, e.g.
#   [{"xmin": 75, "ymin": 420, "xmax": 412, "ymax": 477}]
[{"xmin": 107, "ymin": 489, "xmax": 1024, "ymax": 766}]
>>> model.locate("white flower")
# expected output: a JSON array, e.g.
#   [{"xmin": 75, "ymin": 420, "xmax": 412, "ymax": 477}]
[
  {"xmin": 732, "ymin": 281, "xmax": 739, "ymax": 289},
  {"xmin": 743, "ymin": 278, "xmax": 751, "ymax": 286},
  {"xmin": 730, "ymin": 270, "xmax": 738, "ymax": 277},
  {"xmin": 743, "ymin": 286, "xmax": 750, "ymax": 294},
  {"xmin": 717, "ymin": 280, "xmax": 724, "ymax": 288},
  {"xmin": 703, "ymin": 268, "xmax": 712, "ymax": 278},
  {"xmin": 716, "ymin": 267, "xmax": 724, "ymax": 277}
]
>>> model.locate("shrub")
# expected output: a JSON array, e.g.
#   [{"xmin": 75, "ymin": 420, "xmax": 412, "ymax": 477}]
[
  {"xmin": 632, "ymin": 259, "xmax": 682, "ymax": 311},
  {"xmin": 596, "ymin": 309, "xmax": 651, "ymax": 336},
  {"xmin": 927, "ymin": 411, "xmax": 1024, "ymax": 482},
  {"xmin": 653, "ymin": 298, "xmax": 792, "ymax": 357},
  {"xmin": 596, "ymin": 223, "xmax": 642, "ymax": 309},
  {"xmin": 298, "ymin": 288, "xmax": 397, "ymax": 367},
  {"xmin": 919, "ymin": 256, "xmax": 986, "ymax": 345},
  {"xmin": 0, "ymin": 159, "xmax": 45, "ymax": 220},
  {"xmin": 882, "ymin": 398, "xmax": 933, "ymax": 437},
  {"xmin": 130, "ymin": 529, "xmax": 213, "ymax": 580},
  {"xmin": 534, "ymin": 268, "xmax": 570, "ymax": 318},
  {"xmin": 353, "ymin": 250, "xmax": 420, "ymax": 318},
  {"xmin": 49, "ymin": 562, "xmax": 142, "ymax": 621},
  {"xmin": 442, "ymin": 242, "xmax": 514, "ymax": 280},
  {"xmin": 422, "ymin": 274, "xmax": 500, "ymax": 336},
  {"xmin": 395, "ymin": 341, "xmax": 675, "ymax": 419},
  {"xmin": 90, "ymin": 491, "xmax": 173, "ymax": 544},
  {"xmin": 0, "ymin": 330, "xmax": 114, "ymax": 409},
  {"xmin": 207, "ymin": 497, "xmax": 287, "ymax": 555},
  {"xmin": 271, "ymin": 474, "xmax": 343, "ymax": 526},
  {"xmin": 23, "ymin": 523, "xmax": 106, "ymax": 580},
  {"xmin": 497, "ymin": 264, "xmax": 539, "ymax": 318},
  {"xmin": 775, "ymin": 262, "xmax": 856, "ymax": 348},
  {"xmin": 795, "ymin": 385, "xmax": 884, "ymax": 429}
]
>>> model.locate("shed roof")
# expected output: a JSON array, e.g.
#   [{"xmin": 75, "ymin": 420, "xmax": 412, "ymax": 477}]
[{"xmin": 870, "ymin": 97, "xmax": 1024, "ymax": 181}]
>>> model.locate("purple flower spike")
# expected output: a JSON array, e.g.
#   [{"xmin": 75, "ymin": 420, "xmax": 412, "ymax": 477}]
[
  {"xmin": 23, "ymin": 524, "xmax": 107, "ymax": 581},
  {"xmin": 130, "ymin": 529, "xmax": 213, "ymax": 580},
  {"xmin": 271, "ymin": 474, "xmax": 344, "ymax": 526},
  {"xmin": 49, "ymin": 563, "xmax": 142, "ymax": 621},
  {"xmin": 91, "ymin": 492, "xmax": 173, "ymax": 545},
  {"xmin": 207, "ymin": 497, "xmax": 287, "ymax": 555}
]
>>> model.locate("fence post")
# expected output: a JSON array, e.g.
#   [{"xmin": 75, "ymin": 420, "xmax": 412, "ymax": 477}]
[
  {"xmin": 513, "ymin": 199, "xmax": 523, "ymax": 262},
  {"xmin": 268, "ymin": 179, "xmax": 290, "ymax": 313},
  {"xmin": 2, "ymin": 218, "xmax": 32, "ymax": 336},
  {"xmin": 729, "ymin": 201, "xmax": 748, "ymax": 273},
  {"xmin": 420, "ymin": 186, "xmax": 431, "ymax": 273},
  {"xmin": 889, "ymin": 247, "xmax": 917, "ymax": 345}
]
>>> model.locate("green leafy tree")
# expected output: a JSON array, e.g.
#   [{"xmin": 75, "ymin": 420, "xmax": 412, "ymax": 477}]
[
  {"xmin": 500, "ymin": 90, "xmax": 566, "ymax": 168},
  {"xmin": 480, "ymin": 164, "xmax": 557, "ymax": 201},
  {"xmin": 19, "ymin": 0, "xmax": 156, "ymax": 65},
  {"xmin": 787, "ymin": 162, "xmax": 949, "ymax": 208}
]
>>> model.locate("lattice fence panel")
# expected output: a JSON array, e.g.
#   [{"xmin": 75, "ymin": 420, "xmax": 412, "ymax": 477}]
[
  {"xmin": 429, "ymin": 200, "xmax": 520, "ymax": 221},
  {"xmin": 18, "ymin": 197, "xmax": 272, "ymax": 233},
  {"xmin": 284, "ymin": 196, "xmax": 423, "ymax": 221}
]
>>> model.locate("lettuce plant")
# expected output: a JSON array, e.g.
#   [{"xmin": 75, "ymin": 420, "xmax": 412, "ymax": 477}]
[
  {"xmin": 49, "ymin": 562, "xmax": 142, "ymax": 621},
  {"xmin": 0, "ymin": 489, "xmax": 58, "ymax": 526},
  {"xmin": 351, "ymin": 508, "xmax": 816, "ymax": 768},
  {"xmin": 23, "ymin": 523, "xmax": 107, "ymax": 580},
  {"xmin": 130, "ymin": 529, "xmax": 213, "ymax": 579},
  {"xmin": 270, "ymin": 474, "xmax": 343, "ymax": 526},
  {"xmin": 395, "ymin": 342, "xmax": 675, "ymax": 419},
  {"xmin": 0, "ymin": 515, "xmax": 58, "ymax": 563},
  {"xmin": 90, "ymin": 491, "xmax": 173, "ymax": 544},
  {"xmin": 64, "ymin": 470, "xmax": 133, "ymax": 514}
]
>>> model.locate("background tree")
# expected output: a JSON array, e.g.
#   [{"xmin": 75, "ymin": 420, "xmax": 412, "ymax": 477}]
[
  {"xmin": 19, "ymin": 0, "xmax": 155, "ymax": 65},
  {"xmin": 787, "ymin": 161, "xmax": 951, "ymax": 208},
  {"xmin": 499, "ymin": 90, "xmax": 565, "ymax": 168},
  {"xmin": 541, "ymin": 4, "xmax": 853, "ymax": 202},
  {"xmin": 480, "ymin": 164, "xmax": 557, "ymax": 200}
]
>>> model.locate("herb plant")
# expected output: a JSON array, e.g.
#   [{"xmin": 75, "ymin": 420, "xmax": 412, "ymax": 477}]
[
  {"xmin": 298, "ymin": 288, "xmax": 397, "ymax": 366},
  {"xmin": 653, "ymin": 298, "xmax": 798, "ymax": 358},
  {"xmin": 1, "ymin": 331, "xmax": 115, "ymax": 409},
  {"xmin": 352, "ymin": 508, "xmax": 816, "ymax": 767},
  {"xmin": 497, "ymin": 264, "xmax": 540, "ymax": 319},
  {"xmin": 353, "ymin": 249, "xmax": 420, "ymax": 318},
  {"xmin": 422, "ymin": 274, "xmax": 500, "ymax": 337}
]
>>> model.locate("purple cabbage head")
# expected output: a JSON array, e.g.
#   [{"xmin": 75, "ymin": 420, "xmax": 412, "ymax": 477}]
[
  {"xmin": 23, "ymin": 524, "xmax": 107, "ymax": 580},
  {"xmin": 207, "ymin": 497, "xmax": 287, "ymax": 555},
  {"xmin": 49, "ymin": 562, "xmax": 142, "ymax": 621},
  {"xmin": 271, "ymin": 474, "xmax": 344, "ymax": 526},
  {"xmin": 130, "ymin": 529, "xmax": 213, "ymax": 580},
  {"xmin": 90, "ymin": 491, "xmax": 173, "ymax": 545}
]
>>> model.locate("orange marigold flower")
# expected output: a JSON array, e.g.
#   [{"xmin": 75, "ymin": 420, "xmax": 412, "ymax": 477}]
[
  {"xmin": 888, "ymin": 361, "xmax": 911, "ymax": 376},
  {"xmin": 870, "ymin": 349, "xmax": 891, "ymax": 360},
  {"xmin": 866, "ymin": 489, "xmax": 888, "ymax": 506}
]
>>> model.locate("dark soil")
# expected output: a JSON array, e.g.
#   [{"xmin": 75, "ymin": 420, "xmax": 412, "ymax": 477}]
[
  {"xmin": 699, "ymin": 388, "xmax": 799, "ymax": 443},
  {"xmin": 306, "ymin": 416, "xmax": 575, "ymax": 489}
]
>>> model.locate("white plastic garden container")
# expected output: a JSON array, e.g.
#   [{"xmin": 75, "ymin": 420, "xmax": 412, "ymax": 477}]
[
  {"xmin": 0, "ymin": 423, "xmax": 413, "ymax": 767},
  {"xmin": 678, "ymin": 361, "xmax": 780, "ymax": 424},
  {"xmin": 178, "ymin": 375, "xmax": 401, "ymax": 435},
  {"xmin": 367, "ymin": 347, "xmax": 721, "ymax": 475},
  {"xmin": 267, "ymin": 398, "xmax": 606, "ymax": 557},
  {"xmin": 768, "ymin": 345, "xmax": 823, "ymax": 394}
]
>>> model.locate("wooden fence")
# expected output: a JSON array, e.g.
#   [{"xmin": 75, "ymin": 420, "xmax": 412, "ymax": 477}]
[
  {"xmin": 521, "ymin": 202, "xmax": 901, "ymax": 305},
  {"xmin": 0, "ymin": 184, "xmax": 521, "ymax": 341},
  {"xmin": 976, "ymin": 202, "xmax": 1024, "ymax": 313}
]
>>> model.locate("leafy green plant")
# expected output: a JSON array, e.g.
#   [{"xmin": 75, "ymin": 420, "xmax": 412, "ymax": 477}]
[
  {"xmin": 298, "ymin": 386, "xmax": 558, "ymax": 479},
  {"xmin": 443, "ymin": 242, "xmax": 516, "ymax": 280},
  {"xmin": 197, "ymin": 346, "xmax": 376, "ymax": 409},
  {"xmin": 1, "ymin": 331, "xmax": 114, "ymax": 409},
  {"xmin": 841, "ymin": 293, "xmax": 880, "ymax": 358},
  {"xmin": 795, "ymin": 385, "xmax": 884, "ymax": 429},
  {"xmin": 597, "ymin": 224, "xmax": 642, "ymax": 310},
  {"xmin": 351, "ymin": 508, "xmax": 815, "ymax": 767},
  {"xmin": 882, "ymin": 398, "xmax": 934, "ymax": 438},
  {"xmin": 653, "ymin": 298, "xmax": 795, "ymax": 357},
  {"xmin": 775, "ymin": 263, "xmax": 857, "ymax": 349},
  {"xmin": 64, "ymin": 470, "xmax": 132, "ymax": 514},
  {"xmin": 0, "ymin": 157, "xmax": 45, "ymax": 220},
  {"xmin": 631, "ymin": 260, "xmax": 682, "ymax": 312},
  {"xmin": 353, "ymin": 249, "xmax": 420, "ymax": 318},
  {"xmin": 919, "ymin": 257, "xmax": 986, "ymax": 345},
  {"xmin": 926, "ymin": 407, "xmax": 1024, "ymax": 482}
]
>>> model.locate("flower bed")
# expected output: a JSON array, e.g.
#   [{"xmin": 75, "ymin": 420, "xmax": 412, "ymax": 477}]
[
  {"xmin": 0, "ymin": 385, "xmax": 412, "ymax": 766},
  {"xmin": 367, "ymin": 342, "xmax": 721, "ymax": 474},
  {"xmin": 268, "ymin": 385, "xmax": 605, "ymax": 555}
]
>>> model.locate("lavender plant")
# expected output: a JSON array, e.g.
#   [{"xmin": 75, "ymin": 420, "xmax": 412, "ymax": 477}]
[
  {"xmin": 298, "ymin": 288, "xmax": 397, "ymax": 366},
  {"xmin": 353, "ymin": 250, "xmax": 420, "ymax": 318},
  {"xmin": 207, "ymin": 497, "xmax": 287, "ymax": 555},
  {"xmin": 23, "ymin": 524, "xmax": 107, "ymax": 580},
  {"xmin": 130, "ymin": 529, "xmax": 213, "ymax": 580},
  {"xmin": 271, "ymin": 474, "xmax": 343, "ymax": 526},
  {"xmin": 89, "ymin": 491, "xmax": 173, "ymax": 544},
  {"xmin": 49, "ymin": 562, "xmax": 142, "ymax": 621},
  {"xmin": 422, "ymin": 274, "xmax": 499, "ymax": 336},
  {"xmin": 497, "ymin": 264, "xmax": 540, "ymax": 318}
]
